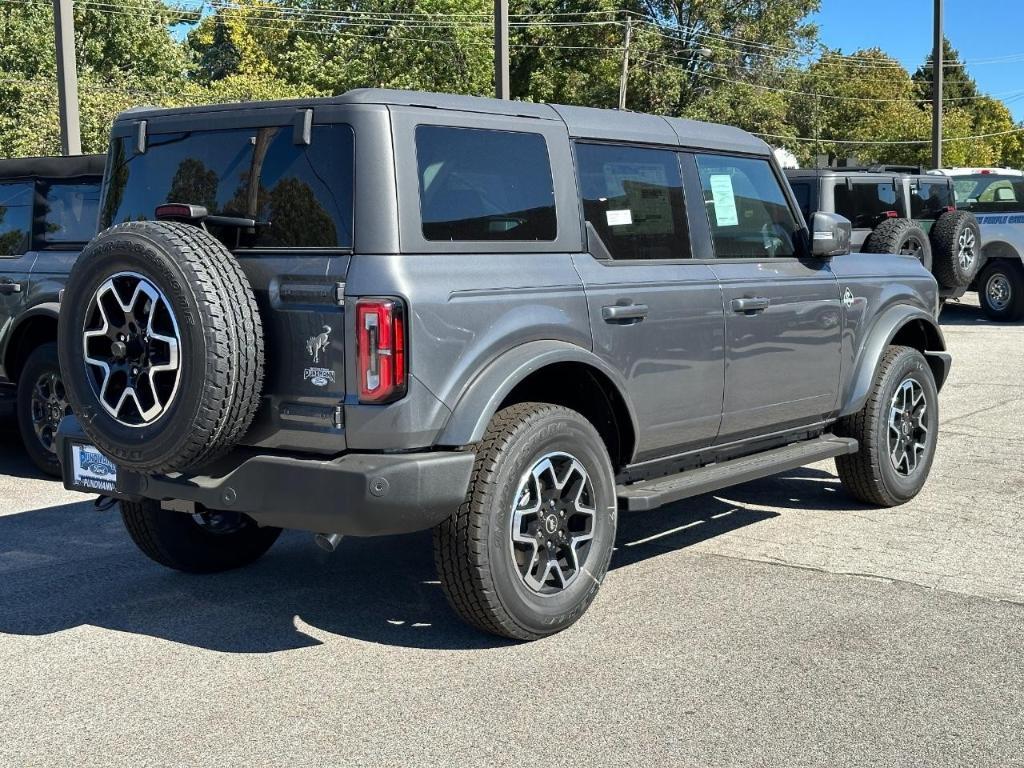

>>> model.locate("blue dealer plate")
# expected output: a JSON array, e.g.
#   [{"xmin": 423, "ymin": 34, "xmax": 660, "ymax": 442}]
[{"xmin": 69, "ymin": 443, "xmax": 118, "ymax": 493}]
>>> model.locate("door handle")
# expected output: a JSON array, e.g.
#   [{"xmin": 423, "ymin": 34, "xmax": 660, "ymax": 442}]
[
  {"xmin": 601, "ymin": 303, "xmax": 649, "ymax": 323},
  {"xmin": 730, "ymin": 297, "xmax": 770, "ymax": 314},
  {"xmin": 0, "ymin": 280, "xmax": 21, "ymax": 295}
]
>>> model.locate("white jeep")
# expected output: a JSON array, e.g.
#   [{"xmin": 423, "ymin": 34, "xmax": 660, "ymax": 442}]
[{"xmin": 930, "ymin": 168, "xmax": 1024, "ymax": 320}]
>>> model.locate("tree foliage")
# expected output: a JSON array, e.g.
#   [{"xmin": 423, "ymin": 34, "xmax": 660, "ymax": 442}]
[{"xmin": 0, "ymin": 0, "xmax": 1021, "ymax": 170}]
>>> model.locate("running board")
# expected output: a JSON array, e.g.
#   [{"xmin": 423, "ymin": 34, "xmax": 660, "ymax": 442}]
[{"xmin": 617, "ymin": 435, "xmax": 858, "ymax": 512}]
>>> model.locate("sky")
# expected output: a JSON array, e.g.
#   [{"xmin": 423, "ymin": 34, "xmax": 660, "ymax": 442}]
[{"xmin": 813, "ymin": 0, "xmax": 1024, "ymax": 121}]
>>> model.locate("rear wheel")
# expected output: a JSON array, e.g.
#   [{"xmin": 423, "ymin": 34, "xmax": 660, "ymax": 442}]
[
  {"xmin": 977, "ymin": 260, "xmax": 1024, "ymax": 322},
  {"xmin": 433, "ymin": 403, "xmax": 617, "ymax": 641},
  {"xmin": 16, "ymin": 342, "xmax": 69, "ymax": 477},
  {"xmin": 120, "ymin": 499, "xmax": 281, "ymax": 574},
  {"xmin": 835, "ymin": 346, "xmax": 938, "ymax": 507},
  {"xmin": 863, "ymin": 218, "xmax": 933, "ymax": 273}
]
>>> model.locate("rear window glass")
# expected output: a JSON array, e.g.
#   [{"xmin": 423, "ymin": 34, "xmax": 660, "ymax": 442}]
[
  {"xmin": 415, "ymin": 125, "xmax": 556, "ymax": 241},
  {"xmin": 834, "ymin": 180, "xmax": 898, "ymax": 228},
  {"xmin": 909, "ymin": 179, "xmax": 953, "ymax": 219},
  {"xmin": 0, "ymin": 182, "xmax": 32, "ymax": 257},
  {"xmin": 576, "ymin": 142, "xmax": 690, "ymax": 260},
  {"xmin": 37, "ymin": 180, "xmax": 100, "ymax": 245},
  {"xmin": 952, "ymin": 175, "xmax": 1024, "ymax": 213},
  {"xmin": 103, "ymin": 124, "xmax": 354, "ymax": 249}
]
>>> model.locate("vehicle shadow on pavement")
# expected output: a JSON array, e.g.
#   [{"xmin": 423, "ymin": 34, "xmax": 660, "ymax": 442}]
[
  {"xmin": 0, "ymin": 424, "xmax": 48, "ymax": 481},
  {"xmin": 940, "ymin": 301, "xmax": 1015, "ymax": 327}
]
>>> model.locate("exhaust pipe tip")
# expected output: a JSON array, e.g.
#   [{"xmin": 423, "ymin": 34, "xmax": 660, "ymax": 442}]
[{"xmin": 315, "ymin": 532, "xmax": 343, "ymax": 553}]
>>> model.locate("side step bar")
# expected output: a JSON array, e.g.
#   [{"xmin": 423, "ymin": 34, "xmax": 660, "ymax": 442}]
[{"xmin": 617, "ymin": 435, "xmax": 858, "ymax": 512}]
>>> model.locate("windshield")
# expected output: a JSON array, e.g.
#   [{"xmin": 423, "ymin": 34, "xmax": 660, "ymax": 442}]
[
  {"xmin": 102, "ymin": 124, "xmax": 354, "ymax": 249},
  {"xmin": 951, "ymin": 174, "xmax": 1024, "ymax": 213}
]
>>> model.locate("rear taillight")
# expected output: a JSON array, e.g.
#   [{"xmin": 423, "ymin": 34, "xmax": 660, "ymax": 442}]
[{"xmin": 356, "ymin": 297, "xmax": 407, "ymax": 404}]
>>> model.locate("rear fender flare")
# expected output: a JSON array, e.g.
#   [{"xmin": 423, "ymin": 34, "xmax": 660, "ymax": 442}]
[
  {"xmin": 1, "ymin": 302, "xmax": 60, "ymax": 380},
  {"xmin": 436, "ymin": 340, "xmax": 639, "ymax": 452},
  {"xmin": 840, "ymin": 305, "xmax": 948, "ymax": 417}
]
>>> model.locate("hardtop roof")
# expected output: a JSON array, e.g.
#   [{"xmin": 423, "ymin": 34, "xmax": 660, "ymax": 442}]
[
  {"xmin": 114, "ymin": 88, "xmax": 771, "ymax": 156},
  {"xmin": 0, "ymin": 154, "xmax": 105, "ymax": 182}
]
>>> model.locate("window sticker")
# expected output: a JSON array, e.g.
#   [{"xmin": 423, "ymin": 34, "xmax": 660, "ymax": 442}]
[
  {"xmin": 709, "ymin": 174, "xmax": 740, "ymax": 227},
  {"xmin": 606, "ymin": 209, "xmax": 633, "ymax": 227}
]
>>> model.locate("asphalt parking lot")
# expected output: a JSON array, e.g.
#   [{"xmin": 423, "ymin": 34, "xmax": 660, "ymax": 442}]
[{"xmin": 1, "ymin": 296, "xmax": 1022, "ymax": 768}]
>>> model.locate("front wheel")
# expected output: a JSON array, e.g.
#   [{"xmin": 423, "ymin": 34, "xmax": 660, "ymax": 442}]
[
  {"xmin": 835, "ymin": 346, "xmax": 939, "ymax": 507},
  {"xmin": 120, "ymin": 500, "xmax": 281, "ymax": 574},
  {"xmin": 434, "ymin": 403, "xmax": 618, "ymax": 641},
  {"xmin": 977, "ymin": 260, "xmax": 1024, "ymax": 322},
  {"xmin": 16, "ymin": 342, "xmax": 70, "ymax": 477}
]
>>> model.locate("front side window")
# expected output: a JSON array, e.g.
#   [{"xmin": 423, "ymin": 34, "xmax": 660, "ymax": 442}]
[
  {"xmin": 952, "ymin": 175, "xmax": 1024, "ymax": 213},
  {"xmin": 695, "ymin": 154, "xmax": 800, "ymax": 259},
  {"xmin": 37, "ymin": 180, "xmax": 101, "ymax": 246},
  {"xmin": 834, "ymin": 180, "xmax": 898, "ymax": 229},
  {"xmin": 0, "ymin": 182, "xmax": 32, "ymax": 257},
  {"xmin": 103, "ymin": 124, "xmax": 354, "ymax": 249},
  {"xmin": 909, "ymin": 179, "xmax": 953, "ymax": 219},
  {"xmin": 415, "ymin": 125, "xmax": 556, "ymax": 241},
  {"xmin": 576, "ymin": 143, "xmax": 690, "ymax": 261}
]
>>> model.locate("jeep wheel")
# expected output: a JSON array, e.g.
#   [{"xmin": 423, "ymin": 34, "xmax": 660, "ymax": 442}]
[
  {"xmin": 835, "ymin": 346, "xmax": 938, "ymax": 507},
  {"xmin": 977, "ymin": 260, "xmax": 1024, "ymax": 322},
  {"xmin": 16, "ymin": 342, "xmax": 69, "ymax": 477},
  {"xmin": 863, "ymin": 218, "xmax": 933, "ymax": 273},
  {"xmin": 930, "ymin": 210, "xmax": 981, "ymax": 288},
  {"xmin": 434, "ymin": 403, "xmax": 617, "ymax": 641},
  {"xmin": 57, "ymin": 221, "xmax": 264, "ymax": 474},
  {"xmin": 120, "ymin": 499, "xmax": 281, "ymax": 574}
]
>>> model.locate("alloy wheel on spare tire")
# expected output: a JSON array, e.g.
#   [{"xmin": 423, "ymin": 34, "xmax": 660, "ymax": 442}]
[
  {"xmin": 57, "ymin": 221, "xmax": 265, "ymax": 475},
  {"xmin": 930, "ymin": 210, "xmax": 981, "ymax": 289},
  {"xmin": 863, "ymin": 218, "xmax": 933, "ymax": 273}
]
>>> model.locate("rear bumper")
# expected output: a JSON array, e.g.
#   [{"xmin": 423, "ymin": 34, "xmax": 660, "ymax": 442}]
[{"xmin": 56, "ymin": 417, "xmax": 475, "ymax": 536}]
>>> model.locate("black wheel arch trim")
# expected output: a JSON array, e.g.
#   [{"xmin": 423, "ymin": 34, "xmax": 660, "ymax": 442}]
[
  {"xmin": 435, "ymin": 339, "xmax": 641, "ymax": 461},
  {"xmin": 839, "ymin": 304, "xmax": 949, "ymax": 418},
  {"xmin": 1, "ymin": 302, "xmax": 61, "ymax": 381}
]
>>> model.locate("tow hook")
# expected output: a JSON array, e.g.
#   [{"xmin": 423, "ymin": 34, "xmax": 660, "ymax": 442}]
[{"xmin": 315, "ymin": 532, "xmax": 343, "ymax": 553}]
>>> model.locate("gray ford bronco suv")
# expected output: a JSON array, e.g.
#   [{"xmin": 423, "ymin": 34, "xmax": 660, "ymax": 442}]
[
  {"xmin": 55, "ymin": 90, "xmax": 950, "ymax": 640},
  {"xmin": 0, "ymin": 154, "xmax": 104, "ymax": 475}
]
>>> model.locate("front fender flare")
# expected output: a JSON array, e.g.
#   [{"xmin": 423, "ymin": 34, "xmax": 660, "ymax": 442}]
[
  {"xmin": 436, "ymin": 339, "xmax": 639, "ymax": 449},
  {"xmin": 839, "ymin": 304, "xmax": 948, "ymax": 418}
]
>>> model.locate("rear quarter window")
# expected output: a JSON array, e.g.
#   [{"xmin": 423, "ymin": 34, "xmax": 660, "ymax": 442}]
[
  {"xmin": 909, "ymin": 179, "xmax": 953, "ymax": 219},
  {"xmin": 833, "ymin": 180, "xmax": 898, "ymax": 228},
  {"xmin": 103, "ymin": 124, "xmax": 354, "ymax": 250},
  {"xmin": 415, "ymin": 125, "xmax": 557, "ymax": 242},
  {"xmin": 0, "ymin": 182, "xmax": 32, "ymax": 257},
  {"xmin": 36, "ymin": 180, "xmax": 101, "ymax": 246}
]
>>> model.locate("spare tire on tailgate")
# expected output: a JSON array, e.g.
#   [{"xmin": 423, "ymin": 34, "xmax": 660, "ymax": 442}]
[
  {"xmin": 58, "ymin": 221, "xmax": 265, "ymax": 475},
  {"xmin": 930, "ymin": 209, "xmax": 981, "ymax": 289}
]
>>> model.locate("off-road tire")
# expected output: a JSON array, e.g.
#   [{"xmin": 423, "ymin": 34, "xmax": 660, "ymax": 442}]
[
  {"xmin": 930, "ymin": 210, "xmax": 981, "ymax": 288},
  {"xmin": 57, "ymin": 221, "xmax": 264, "ymax": 474},
  {"xmin": 863, "ymin": 218, "xmax": 933, "ymax": 273},
  {"xmin": 433, "ymin": 403, "xmax": 618, "ymax": 641},
  {"xmin": 15, "ymin": 342, "xmax": 65, "ymax": 477},
  {"xmin": 977, "ymin": 259, "xmax": 1024, "ymax": 322},
  {"xmin": 835, "ymin": 346, "xmax": 938, "ymax": 507},
  {"xmin": 120, "ymin": 499, "xmax": 281, "ymax": 574}
]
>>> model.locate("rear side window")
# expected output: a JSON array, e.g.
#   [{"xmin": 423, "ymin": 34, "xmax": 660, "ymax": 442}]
[
  {"xmin": 789, "ymin": 181, "xmax": 814, "ymax": 222},
  {"xmin": 834, "ymin": 180, "xmax": 898, "ymax": 228},
  {"xmin": 0, "ymin": 182, "xmax": 32, "ymax": 257},
  {"xmin": 909, "ymin": 179, "xmax": 953, "ymax": 219},
  {"xmin": 695, "ymin": 154, "xmax": 800, "ymax": 259},
  {"xmin": 415, "ymin": 125, "xmax": 556, "ymax": 241},
  {"xmin": 575, "ymin": 143, "xmax": 690, "ymax": 261},
  {"xmin": 37, "ymin": 180, "xmax": 100, "ymax": 246},
  {"xmin": 952, "ymin": 175, "xmax": 1024, "ymax": 213},
  {"xmin": 103, "ymin": 124, "xmax": 354, "ymax": 249}
]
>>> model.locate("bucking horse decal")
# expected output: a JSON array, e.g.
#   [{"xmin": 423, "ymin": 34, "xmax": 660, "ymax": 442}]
[{"xmin": 306, "ymin": 325, "xmax": 332, "ymax": 364}]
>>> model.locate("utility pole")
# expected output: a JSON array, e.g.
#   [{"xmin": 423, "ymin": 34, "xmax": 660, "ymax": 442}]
[
  {"xmin": 618, "ymin": 18, "xmax": 632, "ymax": 110},
  {"xmin": 931, "ymin": 0, "xmax": 943, "ymax": 169},
  {"xmin": 494, "ymin": 0, "xmax": 509, "ymax": 100},
  {"xmin": 53, "ymin": 0, "xmax": 82, "ymax": 156}
]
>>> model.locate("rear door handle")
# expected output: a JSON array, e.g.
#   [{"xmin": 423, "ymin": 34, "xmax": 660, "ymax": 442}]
[
  {"xmin": 730, "ymin": 297, "xmax": 770, "ymax": 314},
  {"xmin": 0, "ymin": 280, "xmax": 21, "ymax": 295},
  {"xmin": 601, "ymin": 303, "xmax": 649, "ymax": 323}
]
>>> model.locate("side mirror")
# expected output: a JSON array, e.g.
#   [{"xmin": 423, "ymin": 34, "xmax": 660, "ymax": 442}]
[{"xmin": 811, "ymin": 211, "xmax": 852, "ymax": 257}]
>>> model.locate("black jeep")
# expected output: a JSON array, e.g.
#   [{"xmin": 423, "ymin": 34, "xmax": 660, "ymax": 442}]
[{"xmin": 0, "ymin": 154, "xmax": 104, "ymax": 475}]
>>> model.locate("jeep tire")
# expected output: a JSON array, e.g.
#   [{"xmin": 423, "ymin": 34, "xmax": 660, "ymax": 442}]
[
  {"xmin": 863, "ymin": 218, "xmax": 933, "ymax": 273},
  {"xmin": 434, "ymin": 403, "xmax": 618, "ymax": 641},
  {"xmin": 121, "ymin": 499, "xmax": 281, "ymax": 574},
  {"xmin": 977, "ymin": 259, "xmax": 1024, "ymax": 322},
  {"xmin": 15, "ymin": 342, "xmax": 68, "ymax": 477},
  {"xmin": 930, "ymin": 210, "xmax": 981, "ymax": 288},
  {"xmin": 57, "ymin": 221, "xmax": 264, "ymax": 475},
  {"xmin": 835, "ymin": 346, "xmax": 939, "ymax": 507}
]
